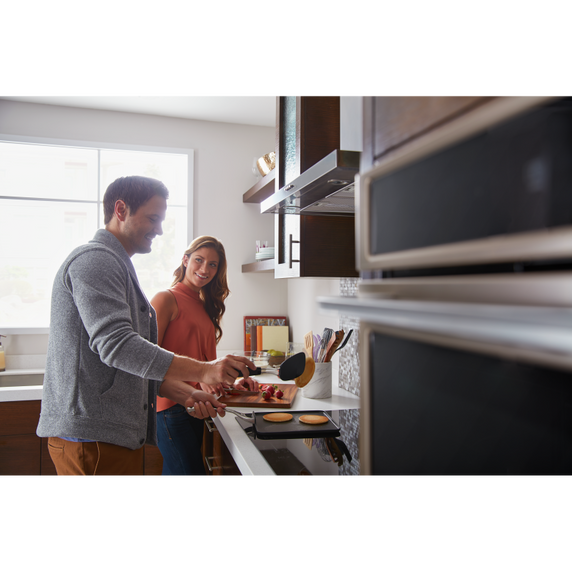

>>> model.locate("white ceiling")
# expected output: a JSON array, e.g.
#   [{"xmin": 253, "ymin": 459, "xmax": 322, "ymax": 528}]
[{"xmin": 0, "ymin": 96, "xmax": 277, "ymax": 128}]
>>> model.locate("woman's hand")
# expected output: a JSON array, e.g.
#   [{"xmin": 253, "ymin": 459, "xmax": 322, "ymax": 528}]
[
  {"xmin": 199, "ymin": 382, "xmax": 224, "ymax": 395},
  {"xmin": 234, "ymin": 376, "xmax": 259, "ymax": 393}
]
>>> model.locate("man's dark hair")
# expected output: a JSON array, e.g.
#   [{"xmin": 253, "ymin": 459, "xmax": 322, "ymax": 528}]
[{"xmin": 103, "ymin": 176, "xmax": 170, "ymax": 224}]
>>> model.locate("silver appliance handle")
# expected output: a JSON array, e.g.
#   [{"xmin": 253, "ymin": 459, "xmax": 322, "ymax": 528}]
[{"xmin": 318, "ymin": 295, "xmax": 572, "ymax": 372}]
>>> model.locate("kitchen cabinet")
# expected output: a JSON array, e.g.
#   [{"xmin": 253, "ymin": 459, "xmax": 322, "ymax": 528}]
[
  {"xmin": 0, "ymin": 400, "xmax": 45, "ymax": 475},
  {"xmin": 361, "ymin": 96, "xmax": 493, "ymax": 171},
  {"xmin": 0, "ymin": 399, "xmax": 164, "ymax": 475},
  {"xmin": 274, "ymin": 212, "xmax": 357, "ymax": 278},
  {"xmin": 358, "ymin": 96, "xmax": 500, "ymax": 280},
  {"xmin": 242, "ymin": 96, "xmax": 359, "ymax": 279},
  {"xmin": 202, "ymin": 417, "xmax": 240, "ymax": 475}
]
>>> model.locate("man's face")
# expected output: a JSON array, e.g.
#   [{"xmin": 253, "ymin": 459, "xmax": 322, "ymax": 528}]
[{"xmin": 120, "ymin": 194, "xmax": 167, "ymax": 257}]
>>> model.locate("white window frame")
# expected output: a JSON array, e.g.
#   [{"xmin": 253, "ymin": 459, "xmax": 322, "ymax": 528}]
[{"xmin": 0, "ymin": 133, "xmax": 194, "ymax": 334}]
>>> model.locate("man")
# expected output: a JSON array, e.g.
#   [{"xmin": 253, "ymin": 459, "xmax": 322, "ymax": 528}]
[{"xmin": 37, "ymin": 175, "xmax": 256, "ymax": 475}]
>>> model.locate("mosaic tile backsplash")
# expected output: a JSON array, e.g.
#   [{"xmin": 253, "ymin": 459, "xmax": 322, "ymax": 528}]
[
  {"xmin": 338, "ymin": 278, "xmax": 360, "ymax": 397},
  {"xmin": 336, "ymin": 278, "xmax": 361, "ymax": 474}
]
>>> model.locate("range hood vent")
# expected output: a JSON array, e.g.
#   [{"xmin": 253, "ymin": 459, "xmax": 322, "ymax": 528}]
[{"xmin": 260, "ymin": 149, "xmax": 360, "ymax": 216}]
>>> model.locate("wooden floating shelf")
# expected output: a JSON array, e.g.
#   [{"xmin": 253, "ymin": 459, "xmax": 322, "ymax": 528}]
[
  {"xmin": 241, "ymin": 259, "xmax": 275, "ymax": 273},
  {"xmin": 243, "ymin": 169, "xmax": 276, "ymax": 204}
]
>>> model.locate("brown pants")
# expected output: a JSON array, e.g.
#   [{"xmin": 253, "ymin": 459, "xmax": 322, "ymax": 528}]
[{"xmin": 47, "ymin": 437, "xmax": 144, "ymax": 475}]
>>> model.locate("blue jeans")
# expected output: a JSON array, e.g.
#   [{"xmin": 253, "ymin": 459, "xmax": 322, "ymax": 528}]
[{"xmin": 156, "ymin": 404, "xmax": 206, "ymax": 475}]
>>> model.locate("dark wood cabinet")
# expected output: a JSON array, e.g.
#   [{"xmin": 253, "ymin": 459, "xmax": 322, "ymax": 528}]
[
  {"xmin": 242, "ymin": 96, "xmax": 358, "ymax": 279},
  {"xmin": 202, "ymin": 418, "xmax": 240, "ymax": 475},
  {"xmin": 361, "ymin": 96, "xmax": 493, "ymax": 171},
  {"xmin": 275, "ymin": 212, "xmax": 357, "ymax": 278},
  {"xmin": 0, "ymin": 399, "xmax": 165, "ymax": 475},
  {"xmin": 0, "ymin": 400, "xmax": 43, "ymax": 475}
]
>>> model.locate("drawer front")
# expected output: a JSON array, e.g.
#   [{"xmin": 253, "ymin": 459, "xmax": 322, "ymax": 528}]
[{"xmin": 0, "ymin": 400, "xmax": 41, "ymax": 436}]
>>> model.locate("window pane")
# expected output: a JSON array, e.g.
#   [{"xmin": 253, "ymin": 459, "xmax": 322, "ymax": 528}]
[
  {"xmin": 131, "ymin": 205, "xmax": 188, "ymax": 301},
  {"xmin": 0, "ymin": 141, "xmax": 190, "ymax": 329},
  {"xmin": 0, "ymin": 142, "xmax": 98, "ymax": 201},
  {"xmin": 0, "ymin": 199, "xmax": 98, "ymax": 327},
  {"xmin": 100, "ymin": 149, "xmax": 188, "ymax": 205}
]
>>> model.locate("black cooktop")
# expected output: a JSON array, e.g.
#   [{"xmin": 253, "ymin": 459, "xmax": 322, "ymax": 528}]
[{"xmin": 236, "ymin": 408, "xmax": 360, "ymax": 475}]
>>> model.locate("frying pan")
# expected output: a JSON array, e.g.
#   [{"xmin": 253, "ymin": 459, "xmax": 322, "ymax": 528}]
[{"xmin": 185, "ymin": 407, "xmax": 341, "ymax": 440}]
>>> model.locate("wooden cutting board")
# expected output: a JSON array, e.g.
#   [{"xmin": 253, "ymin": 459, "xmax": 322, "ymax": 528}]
[{"xmin": 220, "ymin": 383, "xmax": 298, "ymax": 409}]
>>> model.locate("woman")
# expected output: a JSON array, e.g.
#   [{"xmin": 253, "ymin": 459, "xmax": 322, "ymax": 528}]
[{"xmin": 151, "ymin": 236, "xmax": 256, "ymax": 475}]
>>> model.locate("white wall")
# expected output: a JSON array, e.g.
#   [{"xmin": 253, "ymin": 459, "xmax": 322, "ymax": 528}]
[{"xmin": 0, "ymin": 99, "xmax": 287, "ymax": 352}]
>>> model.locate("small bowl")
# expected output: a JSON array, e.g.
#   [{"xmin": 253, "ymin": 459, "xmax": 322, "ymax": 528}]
[{"xmin": 235, "ymin": 351, "xmax": 270, "ymax": 369}]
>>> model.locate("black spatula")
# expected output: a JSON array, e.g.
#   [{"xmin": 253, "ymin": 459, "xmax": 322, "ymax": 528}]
[{"xmin": 244, "ymin": 351, "xmax": 307, "ymax": 380}]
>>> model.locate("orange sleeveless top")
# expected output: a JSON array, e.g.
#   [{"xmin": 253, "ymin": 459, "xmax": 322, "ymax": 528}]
[{"xmin": 156, "ymin": 282, "xmax": 217, "ymax": 412}]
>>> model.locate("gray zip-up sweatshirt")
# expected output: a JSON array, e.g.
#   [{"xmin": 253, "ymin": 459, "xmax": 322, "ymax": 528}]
[{"xmin": 37, "ymin": 229, "xmax": 175, "ymax": 449}]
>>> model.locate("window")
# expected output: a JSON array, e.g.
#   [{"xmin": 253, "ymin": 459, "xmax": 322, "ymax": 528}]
[{"xmin": 0, "ymin": 139, "xmax": 192, "ymax": 328}]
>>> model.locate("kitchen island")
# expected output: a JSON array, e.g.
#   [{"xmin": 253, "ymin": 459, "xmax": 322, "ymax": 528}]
[{"xmin": 212, "ymin": 373, "xmax": 360, "ymax": 475}]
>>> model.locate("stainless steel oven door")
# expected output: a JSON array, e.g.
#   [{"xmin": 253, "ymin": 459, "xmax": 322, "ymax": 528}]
[{"xmin": 319, "ymin": 289, "xmax": 572, "ymax": 475}]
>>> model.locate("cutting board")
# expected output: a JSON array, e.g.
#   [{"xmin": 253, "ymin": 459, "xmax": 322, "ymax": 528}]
[{"xmin": 220, "ymin": 383, "xmax": 298, "ymax": 409}]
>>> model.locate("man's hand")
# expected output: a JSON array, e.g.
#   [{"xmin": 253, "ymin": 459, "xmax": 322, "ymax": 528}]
[
  {"xmin": 163, "ymin": 354, "xmax": 257, "ymax": 395},
  {"xmin": 201, "ymin": 355, "xmax": 256, "ymax": 388},
  {"xmin": 185, "ymin": 390, "xmax": 226, "ymax": 419}
]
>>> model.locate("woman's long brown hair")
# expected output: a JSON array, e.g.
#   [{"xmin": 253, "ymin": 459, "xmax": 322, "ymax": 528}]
[{"xmin": 171, "ymin": 236, "xmax": 229, "ymax": 344}]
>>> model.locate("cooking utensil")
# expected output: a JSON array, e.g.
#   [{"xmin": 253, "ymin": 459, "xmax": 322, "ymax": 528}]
[
  {"xmin": 232, "ymin": 351, "xmax": 268, "ymax": 378},
  {"xmin": 234, "ymin": 410, "xmax": 341, "ymax": 440},
  {"xmin": 224, "ymin": 387, "xmax": 260, "ymax": 396},
  {"xmin": 186, "ymin": 408, "xmax": 341, "ymax": 440},
  {"xmin": 267, "ymin": 351, "xmax": 307, "ymax": 380},
  {"xmin": 304, "ymin": 330, "xmax": 314, "ymax": 358},
  {"xmin": 236, "ymin": 351, "xmax": 306, "ymax": 380},
  {"xmin": 313, "ymin": 334, "xmax": 321, "ymax": 361},
  {"xmin": 317, "ymin": 328, "xmax": 334, "ymax": 362},
  {"xmin": 325, "ymin": 437, "xmax": 343, "ymax": 466},
  {"xmin": 294, "ymin": 356, "xmax": 315, "ymax": 388},
  {"xmin": 187, "ymin": 406, "xmax": 253, "ymax": 421},
  {"xmin": 324, "ymin": 330, "xmax": 344, "ymax": 362},
  {"xmin": 324, "ymin": 331, "xmax": 337, "ymax": 359},
  {"xmin": 332, "ymin": 329, "xmax": 353, "ymax": 356}
]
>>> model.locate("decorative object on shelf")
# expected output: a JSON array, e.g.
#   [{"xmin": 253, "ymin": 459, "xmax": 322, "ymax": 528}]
[
  {"xmin": 244, "ymin": 316, "xmax": 288, "ymax": 352},
  {"xmin": 255, "ymin": 239, "xmax": 274, "ymax": 260},
  {"xmin": 256, "ymin": 152, "xmax": 276, "ymax": 177},
  {"xmin": 255, "ymin": 247, "xmax": 274, "ymax": 261}
]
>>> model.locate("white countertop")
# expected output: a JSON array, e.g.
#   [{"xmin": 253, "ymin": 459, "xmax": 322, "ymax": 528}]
[
  {"xmin": 0, "ymin": 385, "xmax": 43, "ymax": 402},
  {"xmin": 0, "ymin": 374, "xmax": 360, "ymax": 476},
  {"xmin": 212, "ymin": 374, "xmax": 360, "ymax": 475}
]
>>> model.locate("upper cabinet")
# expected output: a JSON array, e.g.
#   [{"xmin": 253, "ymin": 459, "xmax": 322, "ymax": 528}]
[
  {"xmin": 361, "ymin": 97, "xmax": 493, "ymax": 171},
  {"xmin": 242, "ymin": 96, "xmax": 359, "ymax": 279}
]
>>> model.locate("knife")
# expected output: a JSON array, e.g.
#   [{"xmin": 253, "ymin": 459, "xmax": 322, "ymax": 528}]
[
  {"xmin": 223, "ymin": 387, "xmax": 260, "ymax": 396},
  {"xmin": 234, "ymin": 365, "xmax": 262, "ymax": 377}
]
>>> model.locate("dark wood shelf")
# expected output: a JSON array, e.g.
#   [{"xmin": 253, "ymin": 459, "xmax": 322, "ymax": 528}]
[
  {"xmin": 243, "ymin": 169, "xmax": 276, "ymax": 204},
  {"xmin": 241, "ymin": 258, "xmax": 275, "ymax": 273}
]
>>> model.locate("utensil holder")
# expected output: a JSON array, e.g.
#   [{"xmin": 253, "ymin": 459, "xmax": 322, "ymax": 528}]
[{"xmin": 301, "ymin": 362, "xmax": 332, "ymax": 399}]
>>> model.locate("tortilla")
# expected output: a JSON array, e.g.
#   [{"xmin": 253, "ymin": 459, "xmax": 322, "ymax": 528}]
[
  {"xmin": 263, "ymin": 412, "xmax": 293, "ymax": 423},
  {"xmin": 299, "ymin": 414, "xmax": 328, "ymax": 425}
]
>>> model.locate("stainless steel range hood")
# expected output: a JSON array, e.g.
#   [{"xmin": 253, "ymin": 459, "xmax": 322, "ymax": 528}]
[{"xmin": 260, "ymin": 149, "xmax": 360, "ymax": 216}]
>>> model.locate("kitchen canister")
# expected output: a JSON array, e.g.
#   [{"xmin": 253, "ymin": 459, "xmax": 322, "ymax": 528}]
[{"xmin": 301, "ymin": 362, "xmax": 332, "ymax": 399}]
